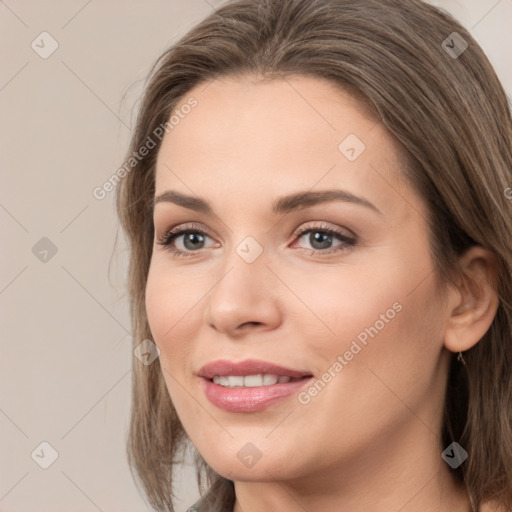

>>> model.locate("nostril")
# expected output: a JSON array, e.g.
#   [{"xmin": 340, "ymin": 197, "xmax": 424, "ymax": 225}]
[{"xmin": 240, "ymin": 322, "xmax": 262, "ymax": 328}]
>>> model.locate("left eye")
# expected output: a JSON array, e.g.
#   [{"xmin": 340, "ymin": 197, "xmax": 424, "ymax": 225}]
[
  {"xmin": 293, "ymin": 227, "xmax": 354, "ymax": 252},
  {"xmin": 296, "ymin": 226, "xmax": 356, "ymax": 255}
]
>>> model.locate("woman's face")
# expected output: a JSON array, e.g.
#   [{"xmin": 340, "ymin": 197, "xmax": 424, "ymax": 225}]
[{"xmin": 146, "ymin": 75, "xmax": 453, "ymax": 487}]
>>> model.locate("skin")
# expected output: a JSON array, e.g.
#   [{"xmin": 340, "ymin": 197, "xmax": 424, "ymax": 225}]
[{"xmin": 146, "ymin": 75, "xmax": 499, "ymax": 512}]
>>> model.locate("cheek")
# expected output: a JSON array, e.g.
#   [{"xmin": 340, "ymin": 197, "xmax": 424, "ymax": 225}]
[
  {"xmin": 283, "ymin": 262, "xmax": 406, "ymax": 358},
  {"xmin": 292, "ymin": 250, "xmax": 445, "ymax": 388},
  {"xmin": 145, "ymin": 261, "xmax": 201, "ymax": 368},
  {"xmin": 145, "ymin": 263, "xmax": 204, "ymax": 418},
  {"xmin": 285, "ymin": 279, "xmax": 446, "ymax": 467},
  {"xmin": 313, "ymin": 271, "xmax": 446, "ymax": 426}
]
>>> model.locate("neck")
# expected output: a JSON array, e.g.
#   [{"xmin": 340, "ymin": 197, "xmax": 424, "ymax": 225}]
[{"xmin": 232, "ymin": 423, "xmax": 473, "ymax": 512}]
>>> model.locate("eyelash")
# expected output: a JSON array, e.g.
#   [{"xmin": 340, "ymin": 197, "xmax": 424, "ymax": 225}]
[{"xmin": 156, "ymin": 222, "xmax": 356, "ymax": 258}]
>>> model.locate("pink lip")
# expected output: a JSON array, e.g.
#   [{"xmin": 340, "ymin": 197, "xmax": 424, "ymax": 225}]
[{"xmin": 198, "ymin": 359, "xmax": 314, "ymax": 413}]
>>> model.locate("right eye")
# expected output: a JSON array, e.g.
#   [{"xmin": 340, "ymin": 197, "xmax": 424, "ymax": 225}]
[{"xmin": 156, "ymin": 223, "xmax": 218, "ymax": 257}]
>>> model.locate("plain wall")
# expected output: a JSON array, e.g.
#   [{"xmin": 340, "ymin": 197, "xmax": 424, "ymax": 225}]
[{"xmin": 1, "ymin": 1, "xmax": 511, "ymax": 511}]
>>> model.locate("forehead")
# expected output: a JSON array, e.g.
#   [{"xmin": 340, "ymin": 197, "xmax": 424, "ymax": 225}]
[
  {"xmin": 154, "ymin": 75, "xmax": 421, "ymax": 221},
  {"xmin": 157, "ymin": 75, "xmax": 379, "ymax": 165}
]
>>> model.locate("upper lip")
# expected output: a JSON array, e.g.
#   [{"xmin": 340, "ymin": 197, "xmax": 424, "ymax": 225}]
[{"xmin": 198, "ymin": 359, "xmax": 313, "ymax": 379}]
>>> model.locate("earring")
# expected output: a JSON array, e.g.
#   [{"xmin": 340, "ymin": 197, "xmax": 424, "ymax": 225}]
[{"xmin": 457, "ymin": 351, "xmax": 467, "ymax": 366}]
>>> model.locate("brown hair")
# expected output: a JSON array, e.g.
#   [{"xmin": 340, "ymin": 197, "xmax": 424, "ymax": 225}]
[{"xmin": 115, "ymin": 0, "xmax": 512, "ymax": 510}]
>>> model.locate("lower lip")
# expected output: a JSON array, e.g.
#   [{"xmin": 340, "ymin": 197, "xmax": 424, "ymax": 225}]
[{"xmin": 201, "ymin": 377, "xmax": 313, "ymax": 412}]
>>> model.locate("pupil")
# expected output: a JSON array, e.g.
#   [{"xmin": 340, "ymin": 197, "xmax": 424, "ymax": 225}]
[
  {"xmin": 184, "ymin": 233, "xmax": 204, "ymax": 250},
  {"xmin": 311, "ymin": 232, "xmax": 331, "ymax": 250}
]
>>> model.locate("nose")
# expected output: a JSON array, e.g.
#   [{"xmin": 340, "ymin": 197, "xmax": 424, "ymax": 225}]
[{"xmin": 203, "ymin": 250, "xmax": 283, "ymax": 338}]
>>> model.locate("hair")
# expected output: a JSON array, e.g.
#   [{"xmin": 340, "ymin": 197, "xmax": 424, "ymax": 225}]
[{"xmin": 115, "ymin": 0, "xmax": 512, "ymax": 510}]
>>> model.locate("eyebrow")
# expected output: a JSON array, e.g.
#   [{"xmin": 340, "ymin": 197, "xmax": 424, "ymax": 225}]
[{"xmin": 153, "ymin": 189, "xmax": 382, "ymax": 216}]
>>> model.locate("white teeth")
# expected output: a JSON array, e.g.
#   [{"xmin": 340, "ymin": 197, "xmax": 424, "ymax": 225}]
[
  {"xmin": 244, "ymin": 375, "xmax": 265, "ymax": 387},
  {"xmin": 212, "ymin": 374, "xmax": 292, "ymax": 387},
  {"xmin": 263, "ymin": 374, "xmax": 279, "ymax": 385},
  {"xmin": 227, "ymin": 376, "xmax": 244, "ymax": 387},
  {"xmin": 218, "ymin": 376, "xmax": 230, "ymax": 386}
]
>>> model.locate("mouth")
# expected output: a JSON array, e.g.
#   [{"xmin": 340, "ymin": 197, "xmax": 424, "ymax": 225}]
[
  {"xmin": 210, "ymin": 374, "xmax": 306, "ymax": 387},
  {"xmin": 198, "ymin": 359, "xmax": 314, "ymax": 412},
  {"xmin": 198, "ymin": 358, "xmax": 313, "ymax": 380}
]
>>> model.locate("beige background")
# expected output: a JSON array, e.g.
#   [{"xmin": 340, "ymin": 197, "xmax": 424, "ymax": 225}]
[{"xmin": 0, "ymin": 1, "xmax": 510, "ymax": 511}]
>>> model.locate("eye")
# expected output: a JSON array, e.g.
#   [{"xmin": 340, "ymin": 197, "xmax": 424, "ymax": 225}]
[
  {"xmin": 156, "ymin": 221, "xmax": 356, "ymax": 258},
  {"xmin": 291, "ymin": 223, "xmax": 356, "ymax": 255},
  {"xmin": 156, "ymin": 222, "xmax": 217, "ymax": 258}
]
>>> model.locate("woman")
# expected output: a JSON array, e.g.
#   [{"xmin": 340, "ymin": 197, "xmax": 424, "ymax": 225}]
[{"xmin": 115, "ymin": 0, "xmax": 512, "ymax": 510}]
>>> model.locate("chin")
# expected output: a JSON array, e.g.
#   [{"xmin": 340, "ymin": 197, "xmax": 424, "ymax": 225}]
[{"xmin": 197, "ymin": 440, "xmax": 307, "ymax": 483}]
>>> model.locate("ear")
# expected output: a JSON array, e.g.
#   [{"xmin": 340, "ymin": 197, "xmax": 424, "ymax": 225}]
[{"xmin": 443, "ymin": 246, "xmax": 500, "ymax": 353}]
